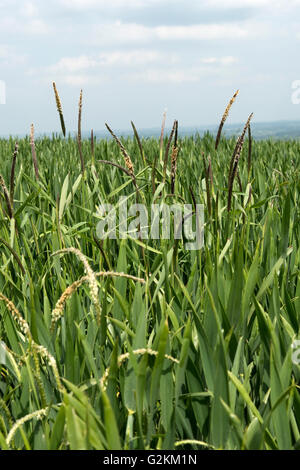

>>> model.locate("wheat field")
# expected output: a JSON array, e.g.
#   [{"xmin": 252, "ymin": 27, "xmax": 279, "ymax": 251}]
[{"xmin": 0, "ymin": 88, "xmax": 299, "ymax": 450}]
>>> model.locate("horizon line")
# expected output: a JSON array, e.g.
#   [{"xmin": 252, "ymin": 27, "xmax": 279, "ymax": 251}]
[{"xmin": 1, "ymin": 118, "xmax": 300, "ymax": 139}]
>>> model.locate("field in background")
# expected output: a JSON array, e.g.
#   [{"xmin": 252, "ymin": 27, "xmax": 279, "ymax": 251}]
[
  {"xmin": 3, "ymin": 119, "xmax": 300, "ymax": 141},
  {"xmin": 0, "ymin": 93, "xmax": 300, "ymax": 450}
]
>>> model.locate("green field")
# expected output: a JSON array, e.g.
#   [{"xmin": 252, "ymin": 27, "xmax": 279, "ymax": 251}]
[{"xmin": 0, "ymin": 107, "xmax": 300, "ymax": 450}]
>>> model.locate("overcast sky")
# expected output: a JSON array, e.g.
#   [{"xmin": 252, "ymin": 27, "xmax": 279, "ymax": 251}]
[{"xmin": 0, "ymin": 0, "xmax": 300, "ymax": 135}]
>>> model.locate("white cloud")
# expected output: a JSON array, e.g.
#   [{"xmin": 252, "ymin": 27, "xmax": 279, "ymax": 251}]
[
  {"xmin": 129, "ymin": 60, "xmax": 238, "ymax": 84},
  {"xmin": 0, "ymin": 15, "xmax": 49, "ymax": 35},
  {"xmin": 59, "ymin": 75, "xmax": 102, "ymax": 86},
  {"xmin": 60, "ymin": 0, "xmax": 163, "ymax": 9},
  {"xmin": 46, "ymin": 50, "xmax": 177, "ymax": 74},
  {"xmin": 0, "ymin": 44, "xmax": 27, "ymax": 66},
  {"xmin": 130, "ymin": 68, "xmax": 203, "ymax": 84},
  {"xmin": 201, "ymin": 57, "xmax": 218, "ymax": 64},
  {"xmin": 48, "ymin": 56, "xmax": 98, "ymax": 73},
  {"xmin": 24, "ymin": 18, "xmax": 48, "ymax": 34},
  {"xmin": 201, "ymin": 56, "xmax": 238, "ymax": 65},
  {"xmin": 0, "ymin": 1, "xmax": 49, "ymax": 35},
  {"xmin": 35, "ymin": 49, "xmax": 179, "ymax": 87},
  {"xmin": 220, "ymin": 56, "xmax": 238, "ymax": 65},
  {"xmin": 19, "ymin": 2, "xmax": 39, "ymax": 18},
  {"xmin": 37, "ymin": 49, "xmax": 237, "ymax": 87},
  {"xmin": 0, "ymin": 45, "xmax": 12, "ymax": 59},
  {"xmin": 89, "ymin": 21, "xmax": 253, "ymax": 46},
  {"xmin": 98, "ymin": 50, "xmax": 174, "ymax": 67},
  {"xmin": 155, "ymin": 24, "xmax": 248, "ymax": 40},
  {"xmin": 59, "ymin": 0, "xmax": 300, "ymax": 12},
  {"xmin": 32, "ymin": 71, "xmax": 107, "ymax": 87},
  {"xmin": 94, "ymin": 22, "xmax": 152, "ymax": 44},
  {"xmin": 204, "ymin": 0, "xmax": 300, "ymax": 8}
]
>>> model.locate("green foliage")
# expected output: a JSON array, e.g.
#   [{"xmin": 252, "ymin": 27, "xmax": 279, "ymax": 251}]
[{"xmin": 0, "ymin": 130, "xmax": 299, "ymax": 450}]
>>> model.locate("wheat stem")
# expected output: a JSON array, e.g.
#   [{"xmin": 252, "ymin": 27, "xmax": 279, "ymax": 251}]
[
  {"xmin": 215, "ymin": 90, "xmax": 239, "ymax": 150},
  {"xmin": 52, "ymin": 82, "xmax": 66, "ymax": 137},
  {"xmin": 30, "ymin": 124, "xmax": 39, "ymax": 180},
  {"xmin": 227, "ymin": 113, "xmax": 253, "ymax": 212},
  {"xmin": 170, "ymin": 120, "xmax": 179, "ymax": 194},
  {"xmin": 131, "ymin": 121, "xmax": 146, "ymax": 166},
  {"xmin": 159, "ymin": 109, "xmax": 167, "ymax": 160},
  {"xmin": 9, "ymin": 142, "xmax": 18, "ymax": 206},
  {"xmin": 0, "ymin": 174, "xmax": 13, "ymax": 219},
  {"xmin": 78, "ymin": 89, "xmax": 85, "ymax": 174}
]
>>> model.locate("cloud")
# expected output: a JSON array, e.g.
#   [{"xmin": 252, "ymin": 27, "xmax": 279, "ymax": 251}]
[
  {"xmin": 55, "ymin": 0, "xmax": 256, "ymax": 28},
  {"xmin": 200, "ymin": 56, "xmax": 238, "ymax": 65},
  {"xmin": 99, "ymin": 50, "xmax": 179, "ymax": 67},
  {"xmin": 129, "ymin": 68, "xmax": 206, "ymax": 84},
  {"xmin": 0, "ymin": 45, "xmax": 14, "ymax": 59},
  {"xmin": 30, "ymin": 70, "xmax": 108, "ymax": 87},
  {"xmin": 58, "ymin": 75, "xmax": 103, "ymax": 86},
  {"xmin": 126, "ymin": 58, "xmax": 239, "ymax": 84},
  {"xmin": 0, "ymin": 44, "xmax": 27, "ymax": 66},
  {"xmin": 0, "ymin": 1, "xmax": 49, "ymax": 36},
  {"xmin": 0, "ymin": 16, "xmax": 48, "ymax": 34},
  {"xmin": 19, "ymin": 1, "xmax": 39, "ymax": 18},
  {"xmin": 34, "ymin": 49, "xmax": 178, "ymax": 87},
  {"xmin": 155, "ymin": 24, "xmax": 248, "ymax": 40},
  {"xmin": 0, "ymin": 0, "xmax": 297, "ymax": 136},
  {"xmin": 58, "ymin": 0, "xmax": 300, "ymax": 17},
  {"xmin": 59, "ymin": 0, "xmax": 300, "ymax": 11},
  {"xmin": 48, "ymin": 56, "xmax": 98, "ymax": 73},
  {"xmin": 88, "ymin": 21, "xmax": 253, "ymax": 46},
  {"xmin": 47, "ymin": 50, "xmax": 178, "ymax": 74},
  {"xmin": 59, "ymin": 0, "xmax": 163, "ymax": 10},
  {"xmin": 204, "ymin": 0, "xmax": 300, "ymax": 8},
  {"xmin": 35, "ymin": 49, "xmax": 238, "ymax": 87}
]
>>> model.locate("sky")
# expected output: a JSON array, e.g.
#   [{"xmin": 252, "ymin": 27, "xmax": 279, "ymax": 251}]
[{"xmin": 0, "ymin": 0, "xmax": 300, "ymax": 136}]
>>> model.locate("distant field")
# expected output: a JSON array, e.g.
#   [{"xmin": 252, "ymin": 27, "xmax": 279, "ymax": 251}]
[
  {"xmin": 0, "ymin": 104, "xmax": 300, "ymax": 450},
  {"xmin": 2, "ymin": 119, "xmax": 300, "ymax": 141}
]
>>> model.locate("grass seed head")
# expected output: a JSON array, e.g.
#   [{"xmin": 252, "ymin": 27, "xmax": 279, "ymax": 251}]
[
  {"xmin": 215, "ymin": 89, "xmax": 239, "ymax": 150},
  {"xmin": 30, "ymin": 123, "xmax": 39, "ymax": 180},
  {"xmin": 52, "ymin": 82, "xmax": 66, "ymax": 137},
  {"xmin": 227, "ymin": 112, "xmax": 253, "ymax": 211},
  {"xmin": 0, "ymin": 293, "xmax": 31, "ymax": 338}
]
